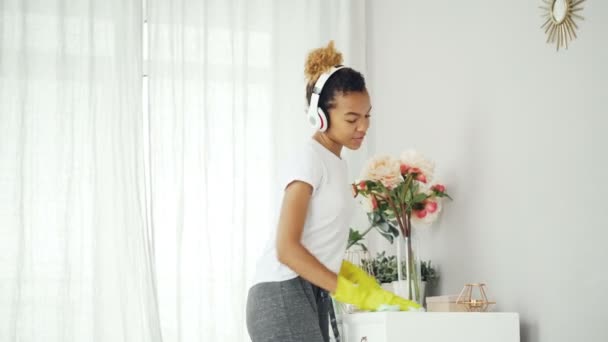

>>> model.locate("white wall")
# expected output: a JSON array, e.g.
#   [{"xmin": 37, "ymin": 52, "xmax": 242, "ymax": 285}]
[{"xmin": 366, "ymin": 1, "xmax": 608, "ymax": 341}]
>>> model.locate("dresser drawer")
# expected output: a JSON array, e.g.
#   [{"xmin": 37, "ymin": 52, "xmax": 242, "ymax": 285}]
[
  {"xmin": 341, "ymin": 312, "xmax": 520, "ymax": 342},
  {"xmin": 342, "ymin": 321, "xmax": 385, "ymax": 342}
]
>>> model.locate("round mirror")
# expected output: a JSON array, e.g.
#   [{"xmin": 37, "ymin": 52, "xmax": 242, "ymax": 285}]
[{"xmin": 551, "ymin": 0, "xmax": 569, "ymax": 24}]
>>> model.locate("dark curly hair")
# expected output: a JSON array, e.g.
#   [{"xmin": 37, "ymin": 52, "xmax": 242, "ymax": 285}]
[{"xmin": 306, "ymin": 67, "xmax": 367, "ymax": 114}]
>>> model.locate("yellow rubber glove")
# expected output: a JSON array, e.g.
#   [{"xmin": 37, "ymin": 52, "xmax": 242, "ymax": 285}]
[
  {"xmin": 332, "ymin": 275, "xmax": 422, "ymax": 311},
  {"xmin": 387, "ymin": 295, "xmax": 425, "ymax": 312},
  {"xmin": 338, "ymin": 260, "xmax": 424, "ymax": 311},
  {"xmin": 339, "ymin": 260, "xmax": 380, "ymax": 289}
]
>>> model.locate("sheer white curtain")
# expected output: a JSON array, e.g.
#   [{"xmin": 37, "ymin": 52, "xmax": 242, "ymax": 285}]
[
  {"xmin": 146, "ymin": 1, "xmax": 367, "ymax": 341},
  {"xmin": 0, "ymin": 1, "xmax": 161, "ymax": 342},
  {"xmin": 1, "ymin": 0, "xmax": 368, "ymax": 341}
]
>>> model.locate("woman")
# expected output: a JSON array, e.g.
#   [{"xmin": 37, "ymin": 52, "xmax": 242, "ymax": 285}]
[{"xmin": 246, "ymin": 41, "xmax": 420, "ymax": 342}]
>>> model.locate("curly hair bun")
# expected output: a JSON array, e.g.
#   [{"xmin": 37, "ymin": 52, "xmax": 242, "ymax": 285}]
[{"xmin": 304, "ymin": 40, "xmax": 344, "ymax": 84}]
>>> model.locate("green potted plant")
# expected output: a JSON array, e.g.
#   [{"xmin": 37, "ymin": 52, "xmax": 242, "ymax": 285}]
[
  {"xmin": 347, "ymin": 229, "xmax": 440, "ymax": 301},
  {"xmin": 361, "ymin": 252, "xmax": 398, "ymax": 291},
  {"xmin": 421, "ymin": 260, "xmax": 439, "ymax": 287},
  {"xmin": 362, "ymin": 253, "xmax": 439, "ymax": 301},
  {"xmin": 419, "ymin": 260, "xmax": 439, "ymax": 305}
]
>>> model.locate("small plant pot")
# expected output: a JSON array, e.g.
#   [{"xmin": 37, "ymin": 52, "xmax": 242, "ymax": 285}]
[{"xmin": 381, "ymin": 282, "xmax": 393, "ymax": 292}]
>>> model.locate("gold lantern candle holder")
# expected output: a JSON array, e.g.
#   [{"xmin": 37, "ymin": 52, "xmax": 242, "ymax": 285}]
[{"xmin": 455, "ymin": 283, "xmax": 496, "ymax": 312}]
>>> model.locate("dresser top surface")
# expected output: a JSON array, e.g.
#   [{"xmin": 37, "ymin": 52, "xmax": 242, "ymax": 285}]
[{"xmin": 342, "ymin": 311, "xmax": 520, "ymax": 324}]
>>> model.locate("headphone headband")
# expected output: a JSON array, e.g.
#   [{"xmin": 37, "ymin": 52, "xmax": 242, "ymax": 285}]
[{"xmin": 312, "ymin": 66, "xmax": 345, "ymax": 95}]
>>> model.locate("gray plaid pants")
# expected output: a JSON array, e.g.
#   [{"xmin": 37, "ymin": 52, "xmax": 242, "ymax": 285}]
[{"xmin": 246, "ymin": 276, "xmax": 340, "ymax": 342}]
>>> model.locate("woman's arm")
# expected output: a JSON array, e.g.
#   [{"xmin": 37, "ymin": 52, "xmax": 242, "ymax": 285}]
[{"xmin": 275, "ymin": 180, "xmax": 338, "ymax": 293}]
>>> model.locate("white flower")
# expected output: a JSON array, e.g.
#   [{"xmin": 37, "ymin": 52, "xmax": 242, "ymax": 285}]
[
  {"xmin": 361, "ymin": 155, "xmax": 403, "ymax": 189},
  {"xmin": 411, "ymin": 184, "xmax": 443, "ymax": 226},
  {"xmin": 411, "ymin": 199, "xmax": 442, "ymax": 226},
  {"xmin": 399, "ymin": 150, "xmax": 435, "ymax": 184}
]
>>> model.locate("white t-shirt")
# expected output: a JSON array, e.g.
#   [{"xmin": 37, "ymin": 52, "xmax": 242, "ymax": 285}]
[{"xmin": 252, "ymin": 139, "xmax": 355, "ymax": 285}]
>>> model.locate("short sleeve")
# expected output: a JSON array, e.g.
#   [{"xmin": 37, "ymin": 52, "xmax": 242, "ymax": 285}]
[{"xmin": 280, "ymin": 145, "xmax": 323, "ymax": 195}]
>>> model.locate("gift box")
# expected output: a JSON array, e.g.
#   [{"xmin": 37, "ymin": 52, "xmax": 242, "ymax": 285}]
[{"xmin": 425, "ymin": 295, "xmax": 468, "ymax": 312}]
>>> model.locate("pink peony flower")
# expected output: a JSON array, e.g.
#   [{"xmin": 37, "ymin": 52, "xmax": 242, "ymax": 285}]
[
  {"xmin": 358, "ymin": 180, "xmax": 367, "ymax": 190},
  {"xmin": 361, "ymin": 155, "xmax": 403, "ymax": 189},
  {"xmin": 416, "ymin": 173, "xmax": 427, "ymax": 183},
  {"xmin": 415, "ymin": 209, "xmax": 428, "ymax": 218},
  {"xmin": 425, "ymin": 201, "xmax": 438, "ymax": 213},
  {"xmin": 400, "ymin": 150, "xmax": 435, "ymax": 184},
  {"xmin": 432, "ymin": 184, "xmax": 446, "ymax": 193}
]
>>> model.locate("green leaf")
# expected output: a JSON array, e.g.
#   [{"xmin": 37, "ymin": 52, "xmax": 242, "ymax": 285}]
[
  {"xmin": 401, "ymin": 176, "xmax": 413, "ymax": 202},
  {"xmin": 412, "ymin": 193, "xmax": 428, "ymax": 203},
  {"xmin": 352, "ymin": 242, "xmax": 368, "ymax": 252},
  {"xmin": 349, "ymin": 228, "xmax": 363, "ymax": 241},
  {"xmin": 388, "ymin": 224, "xmax": 400, "ymax": 238},
  {"xmin": 404, "ymin": 190, "xmax": 412, "ymax": 202},
  {"xmin": 374, "ymin": 224, "xmax": 395, "ymax": 244},
  {"xmin": 375, "ymin": 221, "xmax": 390, "ymax": 233},
  {"xmin": 437, "ymin": 192, "xmax": 453, "ymax": 200},
  {"xmin": 346, "ymin": 234, "xmax": 359, "ymax": 250},
  {"xmin": 368, "ymin": 212, "xmax": 385, "ymax": 225},
  {"xmin": 348, "ymin": 227, "xmax": 373, "ymax": 250}
]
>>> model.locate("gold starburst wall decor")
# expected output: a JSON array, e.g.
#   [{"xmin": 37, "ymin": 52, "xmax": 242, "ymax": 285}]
[{"xmin": 540, "ymin": 0, "xmax": 585, "ymax": 51}]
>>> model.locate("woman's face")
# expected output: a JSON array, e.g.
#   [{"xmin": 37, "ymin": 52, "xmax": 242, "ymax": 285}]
[{"xmin": 326, "ymin": 90, "xmax": 371, "ymax": 150}]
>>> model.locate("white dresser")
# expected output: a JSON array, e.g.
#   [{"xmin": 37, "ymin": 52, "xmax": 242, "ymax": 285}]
[{"xmin": 340, "ymin": 312, "xmax": 520, "ymax": 342}]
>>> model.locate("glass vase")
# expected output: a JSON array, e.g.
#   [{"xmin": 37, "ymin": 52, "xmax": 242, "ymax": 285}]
[{"xmin": 393, "ymin": 232, "xmax": 422, "ymax": 304}]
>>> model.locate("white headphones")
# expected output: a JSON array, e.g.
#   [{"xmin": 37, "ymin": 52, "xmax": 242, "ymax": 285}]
[{"xmin": 307, "ymin": 66, "xmax": 345, "ymax": 132}]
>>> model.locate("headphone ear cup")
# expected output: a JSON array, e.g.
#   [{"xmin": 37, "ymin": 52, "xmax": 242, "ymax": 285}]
[
  {"xmin": 308, "ymin": 108, "xmax": 320, "ymax": 129},
  {"xmin": 317, "ymin": 108, "xmax": 328, "ymax": 132}
]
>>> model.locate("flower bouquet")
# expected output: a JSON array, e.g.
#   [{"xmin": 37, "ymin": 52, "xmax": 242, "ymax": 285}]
[{"xmin": 352, "ymin": 150, "xmax": 451, "ymax": 302}]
